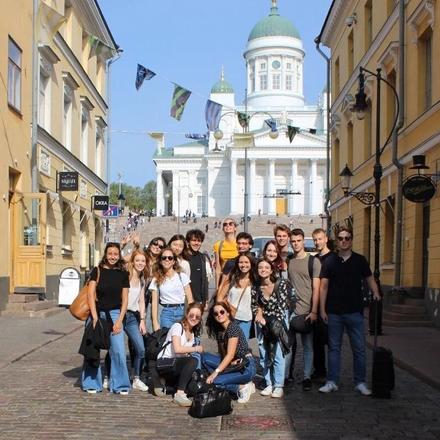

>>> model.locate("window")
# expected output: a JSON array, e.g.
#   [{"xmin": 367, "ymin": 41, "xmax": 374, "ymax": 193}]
[
  {"xmin": 8, "ymin": 37, "xmax": 22, "ymax": 111},
  {"xmin": 63, "ymin": 85, "xmax": 73, "ymax": 150},
  {"xmin": 348, "ymin": 30, "xmax": 354, "ymax": 76},
  {"xmin": 347, "ymin": 122, "xmax": 353, "ymax": 168},
  {"xmin": 384, "ymin": 196, "xmax": 395, "ymax": 263},
  {"xmin": 62, "ymin": 201, "xmax": 73, "ymax": 249},
  {"xmin": 260, "ymin": 74, "xmax": 267, "ymax": 90},
  {"xmin": 197, "ymin": 195, "xmax": 207, "ymax": 215},
  {"xmin": 273, "ymin": 74, "xmax": 280, "ymax": 90},
  {"xmin": 334, "ymin": 57, "xmax": 340, "ymax": 96},
  {"xmin": 286, "ymin": 74, "xmax": 293, "ymax": 90},
  {"xmin": 363, "ymin": 102, "xmax": 372, "ymax": 160},
  {"xmin": 286, "ymin": 62, "xmax": 292, "ymax": 70},
  {"xmin": 95, "ymin": 127, "xmax": 103, "ymax": 177},
  {"xmin": 38, "ymin": 70, "xmax": 50, "ymax": 129},
  {"xmin": 196, "ymin": 176, "xmax": 206, "ymax": 186},
  {"xmin": 81, "ymin": 106, "xmax": 89, "ymax": 165},
  {"xmin": 363, "ymin": 206, "xmax": 372, "ymax": 262},
  {"xmin": 419, "ymin": 29, "xmax": 432, "ymax": 110},
  {"xmin": 385, "ymin": 69, "xmax": 397, "ymax": 144},
  {"xmin": 260, "ymin": 62, "xmax": 266, "ymax": 70},
  {"xmin": 364, "ymin": 0, "xmax": 372, "ymax": 49},
  {"xmin": 333, "ymin": 138, "xmax": 340, "ymax": 186}
]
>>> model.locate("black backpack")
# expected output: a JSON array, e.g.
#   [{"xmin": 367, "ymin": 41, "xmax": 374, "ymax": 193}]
[{"xmin": 144, "ymin": 328, "xmax": 170, "ymax": 360}]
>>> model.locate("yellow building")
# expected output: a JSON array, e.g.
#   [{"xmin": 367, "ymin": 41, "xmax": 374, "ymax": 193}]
[
  {"xmin": 318, "ymin": 0, "xmax": 440, "ymax": 327},
  {"xmin": 0, "ymin": 0, "xmax": 119, "ymax": 312}
]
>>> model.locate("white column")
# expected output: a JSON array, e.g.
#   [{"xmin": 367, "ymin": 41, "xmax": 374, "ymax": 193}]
[
  {"xmin": 249, "ymin": 159, "xmax": 256, "ymax": 215},
  {"xmin": 310, "ymin": 159, "xmax": 318, "ymax": 214},
  {"xmin": 156, "ymin": 169, "xmax": 164, "ymax": 216},
  {"xmin": 268, "ymin": 159, "xmax": 276, "ymax": 215},
  {"xmin": 230, "ymin": 158, "xmax": 237, "ymax": 214},
  {"xmin": 172, "ymin": 171, "xmax": 179, "ymax": 217},
  {"xmin": 289, "ymin": 159, "xmax": 298, "ymax": 215}
]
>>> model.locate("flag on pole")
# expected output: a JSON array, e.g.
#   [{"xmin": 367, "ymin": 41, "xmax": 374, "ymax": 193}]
[
  {"xmin": 287, "ymin": 126, "xmax": 299, "ymax": 143},
  {"xmin": 237, "ymin": 112, "xmax": 250, "ymax": 129},
  {"xmin": 185, "ymin": 133, "xmax": 207, "ymax": 140},
  {"xmin": 265, "ymin": 118, "xmax": 277, "ymax": 132},
  {"xmin": 135, "ymin": 64, "xmax": 156, "ymax": 90},
  {"xmin": 170, "ymin": 84, "xmax": 191, "ymax": 121},
  {"xmin": 205, "ymin": 100, "xmax": 222, "ymax": 131}
]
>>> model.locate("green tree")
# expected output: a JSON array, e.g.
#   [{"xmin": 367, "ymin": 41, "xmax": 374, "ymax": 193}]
[{"xmin": 109, "ymin": 180, "xmax": 156, "ymax": 212}]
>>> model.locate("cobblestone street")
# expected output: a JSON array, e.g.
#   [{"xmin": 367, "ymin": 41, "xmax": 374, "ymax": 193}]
[{"xmin": 0, "ymin": 313, "xmax": 439, "ymax": 440}]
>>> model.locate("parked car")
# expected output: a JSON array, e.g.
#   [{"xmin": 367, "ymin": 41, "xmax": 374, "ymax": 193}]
[{"xmin": 251, "ymin": 236, "xmax": 316, "ymax": 258}]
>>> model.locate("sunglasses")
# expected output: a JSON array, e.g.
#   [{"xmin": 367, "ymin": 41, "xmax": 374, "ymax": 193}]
[
  {"xmin": 152, "ymin": 241, "xmax": 165, "ymax": 248},
  {"xmin": 223, "ymin": 222, "xmax": 235, "ymax": 227},
  {"xmin": 161, "ymin": 255, "xmax": 175, "ymax": 261},
  {"xmin": 213, "ymin": 309, "xmax": 226, "ymax": 317},
  {"xmin": 188, "ymin": 314, "xmax": 201, "ymax": 321},
  {"xmin": 337, "ymin": 236, "xmax": 352, "ymax": 242}
]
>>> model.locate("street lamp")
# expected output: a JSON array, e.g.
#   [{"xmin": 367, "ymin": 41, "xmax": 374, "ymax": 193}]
[
  {"xmin": 117, "ymin": 191, "xmax": 126, "ymax": 214},
  {"xmin": 214, "ymin": 111, "xmax": 278, "ymax": 232},
  {"xmin": 341, "ymin": 66, "xmax": 399, "ymax": 286}
]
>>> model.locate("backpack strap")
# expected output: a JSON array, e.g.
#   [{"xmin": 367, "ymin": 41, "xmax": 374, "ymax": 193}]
[{"xmin": 308, "ymin": 254, "xmax": 315, "ymax": 280}]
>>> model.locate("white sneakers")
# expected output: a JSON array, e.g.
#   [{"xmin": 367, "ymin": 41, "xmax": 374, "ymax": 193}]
[
  {"xmin": 237, "ymin": 383, "xmax": 252, "ymax": 403},
  {"xmin": 319, "ymin": 381, "xmax": 339, "ymax": 393},
  {"xmin": 173, "ymin": 392, "xmax": 192, "ymax": 407},
  {"xmin": 102, "ymin": 376, "xmax": 109, "ymax": 390},
  {"xmin": 132, "ymin": 377, "xmax": 149, "ymax": 392},
  {"xmin": 355, "ymin": 382, "xmax": 372, "ymax": 396},
  {"xmin": 271, "ymin": 387, "xmax": 284, "ymax": 398},
  {"xmin": 260, "ymin": 385, "xmax": 273, "ymax": 396}
]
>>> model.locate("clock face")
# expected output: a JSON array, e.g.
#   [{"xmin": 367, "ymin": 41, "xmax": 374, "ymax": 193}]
[{"xmin": 272, "ymin": 60, "xmax": 281, "ymax": 69}]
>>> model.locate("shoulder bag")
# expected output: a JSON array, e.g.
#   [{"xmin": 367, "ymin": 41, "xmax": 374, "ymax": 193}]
[
  {"xmin": 70, "ymin": 267, "xmax": 100, "ymax": 321},
  {"xmin": 188, "ymin": 386, "xmax": 233, "ymax": 418},
  {"xmin": 227, "ymin": 282, "xmax": 249, "ymax": 319}
]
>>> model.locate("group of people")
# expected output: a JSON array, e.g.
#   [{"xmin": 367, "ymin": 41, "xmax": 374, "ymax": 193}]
[{"xmin": 80, "ymin": 216, "xmax": 381, "ymax": 408}]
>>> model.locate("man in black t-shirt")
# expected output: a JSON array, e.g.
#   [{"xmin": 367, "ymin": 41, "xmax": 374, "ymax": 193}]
[
  {"xmin": 318, "ymin": 226, "xmax": 380, "ymax": 396},
  {"xmin": 186, "ymin": 229, "xmax": 210, "ymax": 307},
  {"xmin": 221, "ymin": 232, "xmax": 254, "ymax": 275}
]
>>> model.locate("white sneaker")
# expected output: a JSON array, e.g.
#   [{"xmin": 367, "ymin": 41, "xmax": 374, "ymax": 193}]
[
  {"xmin": 118, "ymin": 390, "xmax": 129, "ymax": 395},
  {"xmin": 132, "ymin": 377, "xmax": 149, "ymax": 392},
  {"xmin": 355, "ymin": 382, "xmax": 372, "ymax": 396},
  {"xmin": 102, "ymin": 376, "xmax": 109, "ymax": 390},
  {"xmin": 237, "ymin": 383, "xmax": 252, "ymax": 403},
  {"xmin": 86, "ymin": 389, "xmax": 97, "ymax": 394},
  {"xmin": 249, "ymin": 382, "xmax": 256, "ymax": 394},
  {"xmin": 260, "ymin": 385, "xmax": 273, "ymax": 396},
  {"xmin": 319, "ymin": 381, "xmax": 339, "ymax": 393},
  {"xmin": 271, "ymin": 387, "xmax": 284, "ymax": 398},
  {"xmin": 173, "ymin": 392, "xmax": 192, "ymax": 407}
]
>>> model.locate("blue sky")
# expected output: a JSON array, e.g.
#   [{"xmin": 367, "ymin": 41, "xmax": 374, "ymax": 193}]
[{"xmin": 99, "ymin": 0, "xmax": 332, "ymax": 187}]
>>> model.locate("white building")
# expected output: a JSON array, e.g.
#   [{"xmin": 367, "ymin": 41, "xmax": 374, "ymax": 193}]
[{"xmin": 153, "ymin": 1, "xmax": 327, "ymax": 217}]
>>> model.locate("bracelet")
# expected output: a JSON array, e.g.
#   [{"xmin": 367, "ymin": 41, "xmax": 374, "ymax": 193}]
[
  {"xmin": 311, "ymin": 311, "xmax": 317, "ymax": 315},
  {"xmin": 140, "ymin": 317, "xmax": 146, "ymax": 321},
  {"xmin": 215, "ymin": 368, "xmax": 221, "ymax": 374}
]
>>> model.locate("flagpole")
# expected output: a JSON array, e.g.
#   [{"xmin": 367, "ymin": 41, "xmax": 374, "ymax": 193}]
[{"xmin": 243, "ymin": 88, "xmax": 250, "ymax": 233}]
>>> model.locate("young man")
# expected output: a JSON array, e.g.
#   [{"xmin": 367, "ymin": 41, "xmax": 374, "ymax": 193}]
[
  {"xmin": 319, "ymin": 226, "xmax": 380, "ymax": 396},
  {"xmin": 274, "ymin": 224, "xmax": 291, "ymax": 277},
  {"xmin": 221, "ymin": 232, "xmax": 255, "ymax": 275},
  {"xmin": 186, "ymin": 229, "xmax": 210, "ymax": 307},
  {"xmin": 286, "ymin": 228, "xmax": 321, "ymax": 391},
  {"xmin": 311, "ymin": 228, "xmax": 332, "ymax": 381}
]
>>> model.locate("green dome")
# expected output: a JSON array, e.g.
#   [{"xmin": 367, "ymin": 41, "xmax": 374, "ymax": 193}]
[
  {"xmin": 248, "ymin": 5, "xmax": 300, "ymax": 41},
  {"xmin": 211, "ymin": 79, "xmax": 234, "ymax": 94}
]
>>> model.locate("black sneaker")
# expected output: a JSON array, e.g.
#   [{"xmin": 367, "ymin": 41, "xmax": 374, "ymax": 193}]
[{"xmin": 302, "ymin": 378, "xmax": 312, "ymax": 391}]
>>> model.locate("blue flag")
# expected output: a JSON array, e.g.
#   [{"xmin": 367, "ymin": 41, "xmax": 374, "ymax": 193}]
[
  {"xmin": 185, "ymin": 133, "xmax": 207, "ymax": 140},
  {"xmin": 205, "ymin": 100, "xmax": 222, "ymax": 131},
  {"xmin": 265, "ymin": 118, "xmax": 277, "ymax": 132},
  {"xmin": 135, "ymin": 64, "xmax": 156, "ymax": 90}
]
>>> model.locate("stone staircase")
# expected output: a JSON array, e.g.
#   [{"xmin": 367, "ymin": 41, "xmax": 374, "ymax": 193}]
[
  {"xmin": 383, "ymin": 298, "xmax": 433, "ymax": 327},
  {"xmin": 2, "ymin": 294, "xmax": 65, "ymax": 318}
]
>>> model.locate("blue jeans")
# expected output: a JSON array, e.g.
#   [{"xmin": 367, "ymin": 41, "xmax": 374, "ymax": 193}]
[
  {"xmin": 81, "ymin": 309, "xmax": 131, "ymax": 393},
  {"xmin": 202, "ymin": 352, "xmax": 256, "ymax": 394},
  {"xmin": 236, "ymin": 319, "xmax": 252, "ymax": 340},
  {"xmin": 160, "ymin": 304, "xmax": 184, "ymax": 329},
  {"xmin": 327, "ymin": 312, "xmax": 366, "ymax": 385},
  {"xmin": 257, "ymin": 324, "xmax": 286, "ymax": 388},
  {"xmin": 124, "ymin": 311, "xmax": 145, "ymax": 377}
]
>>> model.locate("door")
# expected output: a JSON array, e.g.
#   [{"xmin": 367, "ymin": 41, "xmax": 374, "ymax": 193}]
[
  {"xmin": 422, "ymin": 203, "xmax": 430, "ymax": 293},
  {"xmin": 11, "ymin": 193, "xmax": 46, "ymax": 291},
  {"xmin": 276, "ymin": 198, "xmax": 287, "ymax": 215}
]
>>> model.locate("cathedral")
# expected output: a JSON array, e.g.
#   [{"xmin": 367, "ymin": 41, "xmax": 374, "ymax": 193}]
[{"xmin": 153, "ymin": 1, "xmax": 327, "ymax": 217}]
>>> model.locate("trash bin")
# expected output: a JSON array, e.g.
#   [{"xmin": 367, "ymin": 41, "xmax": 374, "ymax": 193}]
[{"xmin": 58, "ymin": 267, "xmax": 81, "ymax": 306}]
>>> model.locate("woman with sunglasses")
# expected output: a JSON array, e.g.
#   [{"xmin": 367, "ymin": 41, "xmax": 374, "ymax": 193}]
[
  {"xmin": 213, "ymin": 218, "xmax": 238, "ymax": 289},
  {"xmin": 252, "ymin": 258, "xmax": 290, "ymax": 399},
  {"xmin": 262, "ymin": 239, "xmax": 284, "ymax": 276},
  {"xmin": 168, "ymin": 234, "xmax": 191, "ymax": 277},
  {"xmin": 216, "ymin": 252, "xmax": 256, "ymax": 340},
  {"xmin": 203, "ymin": 302, "xmax": 256, "ymax": 404},
  {"xmin": 82, "ymin": 242, "xmax": 131, "ymax": 395},
  {"xmin": 152, "ymin": 303, "xmax": 204, "ymax": 406},
  {"xmin": 150, "ymin": 248, "xmax": 194, "ymax": 331}
]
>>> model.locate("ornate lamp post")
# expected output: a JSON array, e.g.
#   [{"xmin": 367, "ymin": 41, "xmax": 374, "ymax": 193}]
[{"xmin": 340, "ymin": 66, "xmax": 399, "ymax": 285}]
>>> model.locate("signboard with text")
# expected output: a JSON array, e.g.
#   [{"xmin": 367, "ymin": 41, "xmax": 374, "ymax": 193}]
[
  {"xmin": 92, "ymin": 195, "xmax": 109, "ymax": 211},
  {"xmin": 102, "ymin": 205, "xmax": 119, "ymax": 218},
  {"xmin": 58, "ymin": 171, "xmax": 79, "ymax": 191},
  {"xmin": 402, "ymin": 175, "xmax": 436, "ymax": 203}
]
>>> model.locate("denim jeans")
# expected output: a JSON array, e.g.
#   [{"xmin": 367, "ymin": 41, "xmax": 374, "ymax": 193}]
[
  {"xmin": 327, "ymin": 312, "xmax": 366, "ymax": 385},
  {"xmin": 256, "ymin": 324, "xmax": 286, "ymax": 388},
  {"xmin": 124, "ymin": 311, "xmax": 145, "ymax": 377},
  {"xmin": 202, "ymin": 352, "xmax": 256, "ymax": 394},
  {"xmin": 236, "ymin": 319, "xmax": 252, "ymax": 340},
  {"xmin": 160, "ymin": 304, "xmax": 184, "ymax": 329},
  {"xmin": 81, "ymin": 309, "xmax": 131, "ymax": 393}
]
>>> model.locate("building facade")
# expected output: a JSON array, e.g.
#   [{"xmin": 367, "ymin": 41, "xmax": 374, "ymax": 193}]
[
  {"xmin": 0, "ymin": 0, "xmax": 118, "ymax": 311},
  {"xmin": 319, "ymin": 0, "xmax": 440, "ymax": 326},
  {"xmin": 153, "ymin": 2, "xmax": 327, "ymax": 219}
]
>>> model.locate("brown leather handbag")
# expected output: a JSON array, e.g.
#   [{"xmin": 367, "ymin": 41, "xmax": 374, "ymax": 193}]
[{"xmin": 69, "ymin": 267, "xmax": 100, "ymax": 321}]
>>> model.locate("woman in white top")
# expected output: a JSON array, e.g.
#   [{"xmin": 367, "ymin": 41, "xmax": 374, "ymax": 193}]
[
  {"xmin": 150, "ymin": 247, "xmax": 194, "ymax": 331},
  {"xmin": 168, "ymin": 234, "xmax": 191, "ymax": 277},
  {"xmin": 217, "ymin": 252, "xmax": 256, "ymax": 339},
  {"xmin": 152, "ymin": 303, "xmax": 204, "ymax": 406}
]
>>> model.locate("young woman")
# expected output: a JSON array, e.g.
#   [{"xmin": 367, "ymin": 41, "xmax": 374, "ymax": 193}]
[
  {"xmin": 252, "ymin": 258, "xmax": 290, "ymax": 399},
  {"xmin": 168, "ymin": 234, "xmax": 191, "ymax": 277},
  {"xmin": 152, "ymin": 303, "xmax": 204, "ymax": 406},
  {"xmin": 82, "ymin": 242, "xmax": 131, "ymax": 395},
  {"xmin": 262, "ymin": 239, "xmax": 284, "ymax": 276},
  {"xmin": 213, "ymin": 218, "xmax": 238, "ymax": 289},
  {"xmin": 203, "ymin": 302, "xmax": 256, "ymax": 404},
  {"xmin": 216, "ymin": 252, "xmax": 256, "ymax": 339},
  {"xmin": 150, "ymin": 248, "xmax": 194, "ymax": 331}
]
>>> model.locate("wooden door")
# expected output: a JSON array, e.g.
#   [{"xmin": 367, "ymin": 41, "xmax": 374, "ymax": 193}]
[
  {"xmin": 276, "ymin": 198, "xmax": 287, "ymax": 215},
  {"xmin": 11, "ymin": 193, "xmax": 46, "ymax": 291}
]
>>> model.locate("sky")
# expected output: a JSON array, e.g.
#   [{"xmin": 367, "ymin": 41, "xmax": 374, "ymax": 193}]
[{"xmin": 99, "ymin": 0, "xmax": 332, "ymax": 187}]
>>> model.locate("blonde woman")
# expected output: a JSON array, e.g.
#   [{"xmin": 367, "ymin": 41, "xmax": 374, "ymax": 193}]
[{"xmin": 213, "ymin": 218, "xmax": 238, "ymax": 289}]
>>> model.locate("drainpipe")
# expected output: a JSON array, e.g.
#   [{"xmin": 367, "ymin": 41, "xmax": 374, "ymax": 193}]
[
  {"xmin": 314, "ymin": 36, "xmax": 331, "ymax": 236},
  {"xmin": 31, "ymin": 0, "xmax": 39, "ymax": 193},
  {"xmin": 393, "ymin": 0, "xmax": 405, "ymax": 287}
]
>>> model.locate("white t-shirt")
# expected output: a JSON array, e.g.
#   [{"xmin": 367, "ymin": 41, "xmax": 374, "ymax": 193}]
[
  {"xmin": 127, "ymin": 284, "xmax": 142, "ymax": 312},
  {"xmin": 179, "ymin": 258, "xmax": 191, "ymax": 278},
  {"xmin": 150, "ymin": 272, "xmax": 190, "ymax": 305},
  {"xmin": 228, "ymin": 285, "xmax": 252, "ymax": 321},
  {"xmin": 158, "ymin": 322, "xmax": 194, "ymax": 358}
]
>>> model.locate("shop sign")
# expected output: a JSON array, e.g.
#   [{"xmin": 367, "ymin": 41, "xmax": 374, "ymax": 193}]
[
  {"xmin": 402, "ymin": 175, "xmax": 436, "ymax": 203},
  {"xmin": 92, "ymin": 195, "xmax": 109, "ymax": 211},
  {"xmin": 58, "ymin": 171, "xmax": 79, "ymax": 191}
]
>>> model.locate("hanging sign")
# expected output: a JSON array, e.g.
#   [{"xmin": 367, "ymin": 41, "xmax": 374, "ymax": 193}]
[
  {"xmin": 402, "ymin": 175, "xmax": 436, "ymax": 203},
  {"xmin": 58, "ymin": 171, "xmax": 79, "ymax": 191},
  {"xmin": 92, "ymin": 195, "xmax": 109, "ymax": 211}
]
